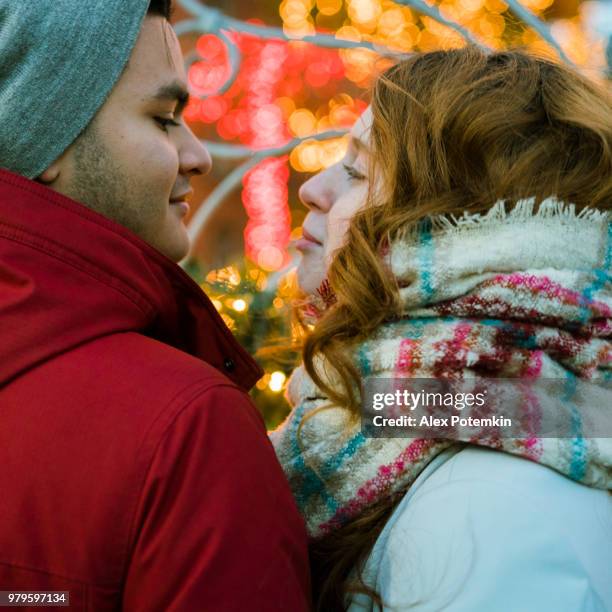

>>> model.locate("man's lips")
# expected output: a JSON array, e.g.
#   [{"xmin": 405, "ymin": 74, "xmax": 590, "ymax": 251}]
[
  {"xmin": 169, "ymin": 199, "xmax": 190, "ymax": 216},
  {"xmin": 169, "ymin": 189, "xmax": 193, "ymax": 216},
  {"xmin": 169, "ymin": 188, "xmax": 193, "ymax": 203}
]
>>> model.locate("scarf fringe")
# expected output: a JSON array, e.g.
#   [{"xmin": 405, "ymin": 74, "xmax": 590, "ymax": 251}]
[
  {"xmin": 274, "ymin": 198, "xmax": 612, "ymax": 539},
  {"xmin": 398, "ymin": 197, "xmax": 610, "ymax": 241}
]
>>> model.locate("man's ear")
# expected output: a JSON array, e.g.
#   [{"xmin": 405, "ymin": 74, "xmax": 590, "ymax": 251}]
[
  {"xmin": 37, "ymin": 163, "xmax": 61, "ymax": 184},
  {"xmin": 36, "ymin": 145, "xmax": 72, "ymax": 184}
]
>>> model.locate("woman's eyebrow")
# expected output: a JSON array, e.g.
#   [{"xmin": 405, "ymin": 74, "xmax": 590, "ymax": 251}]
[{"xmin": 351, "ymin": 134, "xmax": 370, "ymax": 154}]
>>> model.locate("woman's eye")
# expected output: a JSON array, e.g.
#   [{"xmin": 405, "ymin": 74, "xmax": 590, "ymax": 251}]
[
  {"xmin": 154, "ymin": 116, "xmax": 179, "ymax": 132},
  {"xmin": 342, "ymin": 163, "xmax": 366, "ymax": 181}
]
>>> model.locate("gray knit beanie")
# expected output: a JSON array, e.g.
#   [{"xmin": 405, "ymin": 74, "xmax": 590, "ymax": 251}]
[{"xmin": 0, "ymin": 0, "xmax": 151, "ymax": 179}]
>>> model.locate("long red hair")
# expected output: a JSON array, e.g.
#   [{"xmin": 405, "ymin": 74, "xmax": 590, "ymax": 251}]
[{"xmin": 305, "ymin": 46, "xmax": 612, "ymax": 611}]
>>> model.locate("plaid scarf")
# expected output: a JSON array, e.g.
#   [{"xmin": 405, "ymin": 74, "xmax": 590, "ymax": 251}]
[{"xmin": 270, "ymin": 198, "xmax": 612, "ymax": 539}]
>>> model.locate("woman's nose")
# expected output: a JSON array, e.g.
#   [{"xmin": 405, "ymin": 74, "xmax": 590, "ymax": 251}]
[{"xmin": 298, "ymin": 170, "xmax": 335, "ymax": 213}]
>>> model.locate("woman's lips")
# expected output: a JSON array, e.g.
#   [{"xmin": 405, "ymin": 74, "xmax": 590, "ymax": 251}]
[
  {"xmin": 294, "ymin": 227, "xmax": 323, "ymax": 251},
  {"xmin": 302, "ymin": 228, "xmax": 323, "ymax": 245}
]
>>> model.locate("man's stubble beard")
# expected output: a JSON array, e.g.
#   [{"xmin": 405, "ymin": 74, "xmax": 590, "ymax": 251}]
[{"xmin": 68, "ymin": 122, "xmax": 152, "ymax": 238}]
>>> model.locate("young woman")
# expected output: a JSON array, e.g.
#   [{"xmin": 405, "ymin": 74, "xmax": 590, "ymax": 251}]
[{"xmin": 271, "ymin": 46, "xmax": 612, "ymax": 611}]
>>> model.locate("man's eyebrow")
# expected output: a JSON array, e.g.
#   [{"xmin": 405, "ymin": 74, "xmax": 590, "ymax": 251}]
[{"xmin": 147, "ymin": 81, "xmax": 190, "ymax": 114}]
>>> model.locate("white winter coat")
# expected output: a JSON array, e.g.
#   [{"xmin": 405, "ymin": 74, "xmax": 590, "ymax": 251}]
[{"xmin": 348, "ymin": 445, "xmax": 612, "ymax": 611}]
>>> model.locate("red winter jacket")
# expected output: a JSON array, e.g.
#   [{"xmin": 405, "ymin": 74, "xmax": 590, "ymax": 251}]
[{"xmin": 0, "ymin": 169, "xmax": 310, "ymax": 611}]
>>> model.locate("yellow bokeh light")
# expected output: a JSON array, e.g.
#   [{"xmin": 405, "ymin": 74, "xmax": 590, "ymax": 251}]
[
  {"xmin": 269, "ymin": 371, "xmax": 287, "ymax": 393},
  {"xmin": 316, "ymin": 0, "xmax": 343, "ymax": 16},
  {"xmin": 329, "ymin": 93, "xmax": 354, "ymax": 109},
  {"xmin": 273, "ymin": 297, "xmax": 285, "ymax": 309},
  {"xmin": 257, "ymin": 373, "xmax": 271, "ymax": 391},
  {"xmin": 377, "ymin": 8, "xmax": 406, "ymax": 38},
  {"xmin": 484, "ymin": 0, "xmax": 508, "ymax": 12},
  {"xmin": 292, "ymin": 140, "xmax": 321, "ymax": 172},
  {"xmin": 212, "ymin": 299, "xmax": 223, "ymax": 311},
  {"xmin": 283, "ymin": 17, "xmax": 316, "ymax": 38},
  {"xmin": 290, "ymin": 147, "xmax": 304, "ymax": 172},
  {"xmin": 275, "ymin": 96, "xmax": 296, "ymax": 119},
  {"xmin": 318, "ymin": 136, "xmax": 349, "ymax": 168},
  {"xmin": 521, "ymin": 0, "xmax": 554, "ymax": 13},
  {"xmin": 228, "ymin": 268, "xmax": 241, "ymax": 286},
  {"xmin": 280, "ymin": 0, "xmax": 313, "ymax": 22},
  {"xmin": 290, "ymin": 136, "xmax": 348, "ymax": 173},
  {"xmin": 281, "ymin": 0, "xmax": 602, "ymax": 187},
  {"xmin": 206, "ymin": 265, "xmax": 241, "ymax": 286},
  {"xmin": 329, "ymin": 104, "xmax": 359, "ymax": 126},
  {"xmin": 417, "ymin": 28, "xmax": 440, "ymax": 52},
  {"xmin": 459, "ymin": 0, "xmax": 485, "ymax": 13},
  {"xmin": 232, "ymin": 299, "xmax": 247, "ymax": 312},
  {"xmin": 280, "ymin": 0, "xmax": 316, "ymax": 38},
  {"xmin": 289, "ymin": 108, "xmax": 317, "ymax": 137},
  {"xmin": 478, "ymin": 12, "xmax": 505, "ymax": 38},
  {"xmin": 340, "ymin": 47, "xmax": 380, "ymax": 84},
  {"xmin": 419, "ymin": 17, "xmax": 464, "ymax": 50},
  {"xmin": 385, "ymin": 25, "xmax": 419, "ymax": 51},
  {"xmin": 439, "ymin": 1, "xmax": 463, "ymax": 21},
  {"xmin": 348, "ymin": 0, "xmax": 383, "ymax": 31},
  {"xmin": 290, "ymin": 145, "xmax": 305, "ymax": 172},
  {"xmin": 316, "ymin": 115, "xmax": 333, "ymax": 132},
  {"xmin": 336, "ymin": 25, "xmax": 363, "ymax": 42}
]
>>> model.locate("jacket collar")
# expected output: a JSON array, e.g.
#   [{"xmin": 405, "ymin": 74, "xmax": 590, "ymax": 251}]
[{"xmin": 0, "ymin": 168, "xmax": 262, "ymax": 389}]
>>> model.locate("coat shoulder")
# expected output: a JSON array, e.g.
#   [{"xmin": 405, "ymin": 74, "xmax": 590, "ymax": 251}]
[
  {"xmin": 352, "ymin": 447, "xmax": 612, "ymax": 611},
  {"xmin": 0, "ymin": 330, "xmax": 268, "ymax": 592}
]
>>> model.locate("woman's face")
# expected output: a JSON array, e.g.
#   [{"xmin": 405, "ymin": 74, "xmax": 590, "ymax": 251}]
[{"xmin": 295, "ymin": 107, "xmax": 373, "ymax": 294}]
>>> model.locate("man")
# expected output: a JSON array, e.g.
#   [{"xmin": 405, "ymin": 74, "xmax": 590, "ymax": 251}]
[{"xmin": 0, "ymin": 1, "xmax": 310, "ymax": 609}]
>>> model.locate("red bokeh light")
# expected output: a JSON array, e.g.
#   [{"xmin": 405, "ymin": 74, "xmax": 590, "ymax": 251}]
[
  {"xmin": 186, "ymin": 31, "xmax": 350, "ymax": 268},
  {"xmin": 199, "ymin": 96, "xmax": 228, "ymax": 123},
  {"xmin": 242, "ymin": 157, "xmax": 291, "ymax": 270}
]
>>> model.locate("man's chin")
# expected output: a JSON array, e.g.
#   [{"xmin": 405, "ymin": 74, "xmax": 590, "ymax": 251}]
[{"xmin": 154, "ymin": 227, "xmax": 191, "ymax": 263}]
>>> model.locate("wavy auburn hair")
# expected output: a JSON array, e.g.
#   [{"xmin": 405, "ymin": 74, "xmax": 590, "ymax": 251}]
[{"xmin": 305, "ymin": 46, "xmax": 612, "ymax": 611}]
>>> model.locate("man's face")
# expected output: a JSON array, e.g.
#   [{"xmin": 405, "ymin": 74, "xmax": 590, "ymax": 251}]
[
  {"xmin": 39, "ymin": 16, "xmax": 211, "ymax": 262},
  {"xmin": 295, "ymin": 107, "xmax": 373, "ymax": 294}
]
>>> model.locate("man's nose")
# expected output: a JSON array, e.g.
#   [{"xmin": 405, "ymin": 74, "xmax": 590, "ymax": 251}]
[
  {"xmin": 298, "ymin": 170, "xmax": 335, "ymax": 213},
  {"xmin": 179, "ymin": 127, "xmax": 212, "ymax": 177}
]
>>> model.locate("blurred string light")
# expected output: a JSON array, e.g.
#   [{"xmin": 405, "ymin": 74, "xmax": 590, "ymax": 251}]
[
  {"xmin": 238, "ymin": 37, "xmax": 292, "ymax": 271},
  {"xmin": 200, "ymin": 263, "xmax": 299, "ymax": 415},
  {"xmin": 178, "ymin": 0, "xmax": 606, "ymax": 272},
  {"xmin": 232, "ymin": 298, "xmax": 248, "ymax": 311},
  {"xmin": 243, "ymin": 157, "xmax": 291, "ymax": 270},
  {"xmin": 176, "ymin": 0, "xmax": 484, "ymax": 58},
  {"xmin": 269, "ymin": 371, "xmax": 287, "ymax": 392},
  {"xmin": 179, "ymin": 0, "xmax": 607, "ymax": 425}
]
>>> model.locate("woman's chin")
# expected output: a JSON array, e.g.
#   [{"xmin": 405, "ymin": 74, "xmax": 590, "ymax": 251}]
[{"xmin": 296, "ymin": 256, "xmax": 326, "ymax": 296}]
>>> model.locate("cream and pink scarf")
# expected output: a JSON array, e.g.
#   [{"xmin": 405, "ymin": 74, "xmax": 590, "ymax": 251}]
[{"xmin": 271, "ymin": 198, "xmax": 612, "ymax": 539}]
